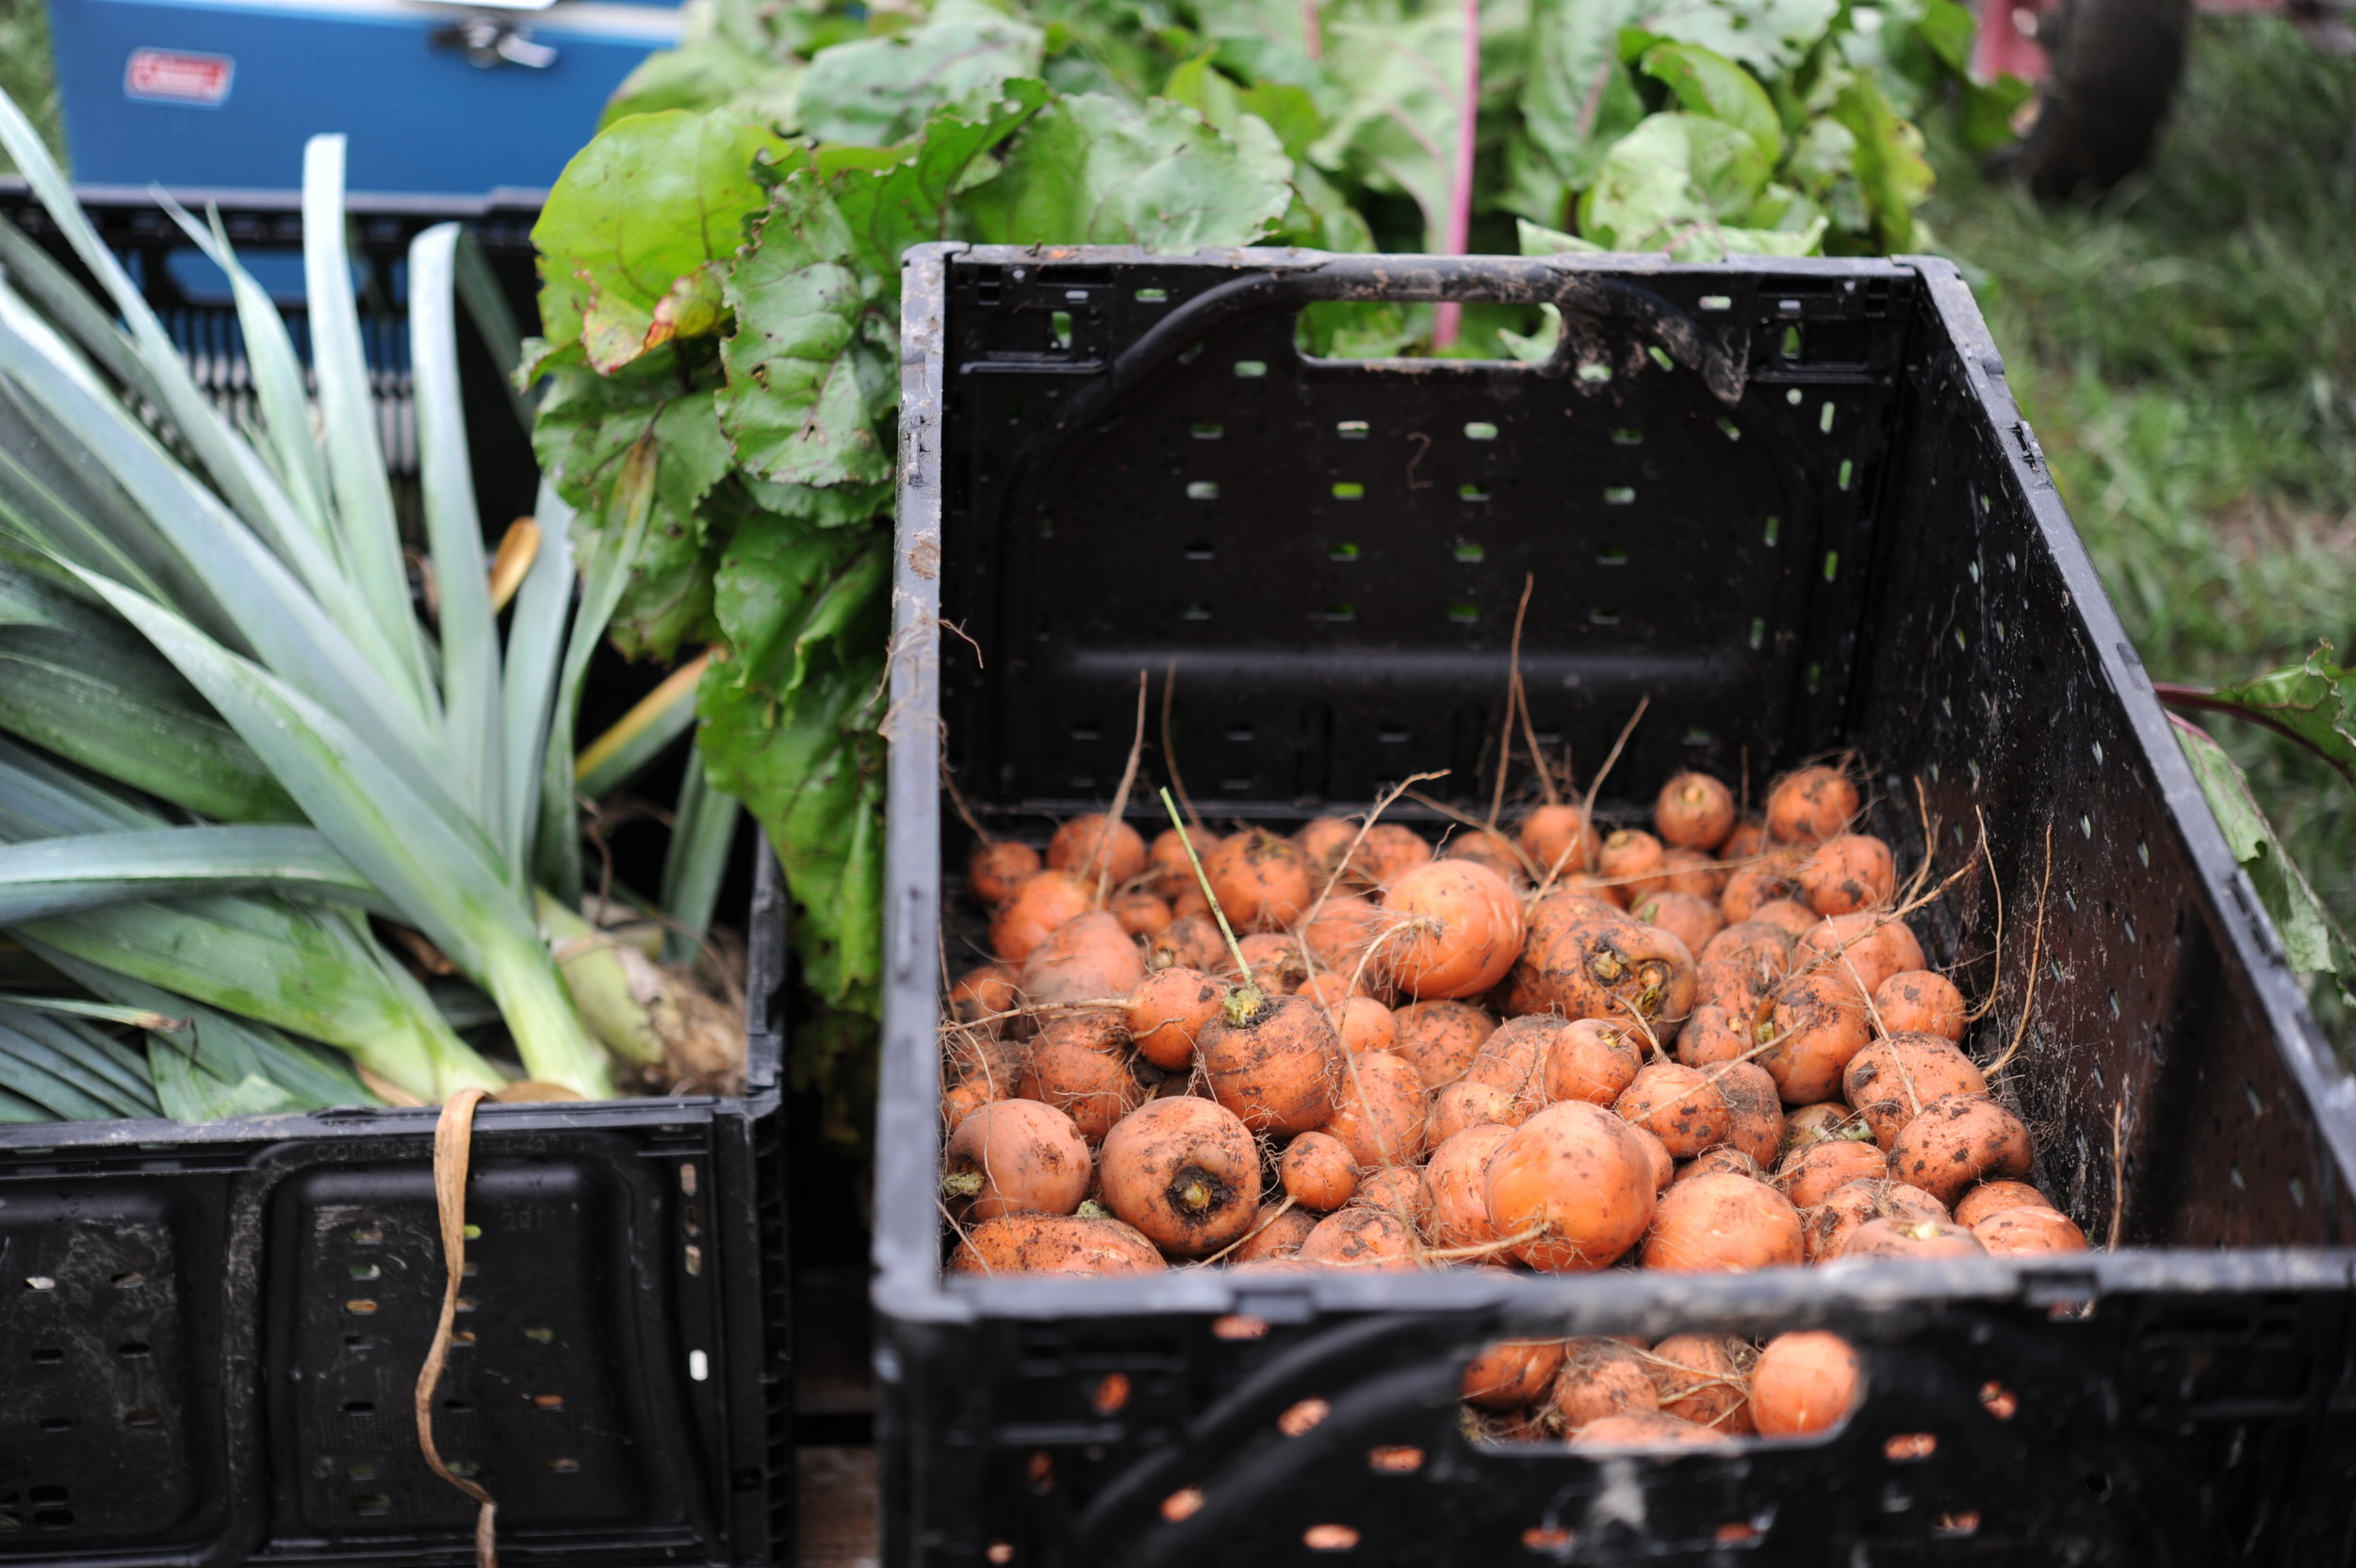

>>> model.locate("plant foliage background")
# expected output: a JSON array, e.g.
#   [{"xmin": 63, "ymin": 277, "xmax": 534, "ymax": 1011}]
[{"xmin": 529, "ymin": 0, "xmax": 2008, "ymax": 1143}]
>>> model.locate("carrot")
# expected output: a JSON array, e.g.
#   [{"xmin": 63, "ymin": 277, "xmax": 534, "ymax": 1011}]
[
  {"xmin": 1673, "ymin": 1004, "xmax": 1754, "ymax": 1069},
  {"xmin": 1323, "ymin": 1048, "xmax": 1431, "ymax": 1168},
  {"xmin": 1719, "ymin": 863, "xmax": 1801, "ymax": 923},
  {"xmin": 1873, "ymin": 970, "xmax": 1967, "ymax": 1041},
  {"xmin": 1750, "ymin": 1331, "xmax": 1860, "ymax": 1437},
  {"xmin": 968, "ymin": 840, "xmax": 1041, "ymax": 907},
  {"xmin": 1551, "ymin": 1338, "xmax": 1661, "ymax": 1429},
  {"xmin": 1355, "ymin": 823, "xmax": 1434, "ymax": 887},
  {"xmin": 1098, "ymin": 1095, "xmax": 1263, "ymax": 1255},
  {"xmin": 1423, "ymin": 1122, "xmax": 1518, "ymax": 1254},
  {"xmin": 1019, "ymin": 1015, "xmax": 1144, "ymax": 1142},
  {"xmin": 1570, "ymin": 1411, "xmax": 1731, "ymax": 1449},
  {"xmin": 1840, "ymin": 1217, "xmax": 1986, "ymax": 1261},
  {"xmin": 1463, "ymin": 1013, "xmax": 1561, "ymax": 1104},
  {"xmin": 1442, "ymin": 827, "xmax": 1527, "ymax": 887},
  {"xmin": 1800, "ymin": 1178, "xmax": 1948, "ymax": 1264},
  {"xmin": 1149, "ymin": 913, "xmax": 1230, "ymax": 975},
  {"xmin": 1625, "ymin": 1122, "xmax": 1676, "ymax": 1194},
  {"xmin": 1230, "ymin": 1202, "xmax": 1319, "ymax": 1264},
  {"xmin": 1654, "ymin": 772, "xmax": 1736, "ymax": 851},
  {"xmin": 1148, "ymin": 825, "xmax": 1221, "ymax": 901},
  {"xmin": 1539, "ymin": 1018, "xmax": 1644, "ymax": 1106},
  {"xmin": 1484, "ymin": 1101, "xmax": 1659, "ymax": 1271},
  {"xmin": 1597, "ymin": 829, "xmax": 1664, "ymax": 897},
  {"xmin": 1126, "ymin": 967, "xmax": 1223, "ymax": 1070},
  {"xmin": 1972, "ymin": 1206, "xmax": 2088, "ymax": 1255},
  {"xmin": 1887, "ymin": 1095, "xmax": 2034, "ymax": 1205},
  {"xmin": 1109, "ymin": 890, "xmax": 1174, "ymax": 939},
  {"xmin": 1797, "ymin": 833, "xmax": 1895, "ymax": 917},
  {"xmin": 1765, "ymin": 766, "xmax": 1859, "ymax": 843},
  {"xmin": 1048, "ymin": 813, "xmax": 1148, "ymax": 887},
  {"xmin": 1714, "ymin": 1060, "xmax": 1785, "ymax": 1167},
  {"xmin": 1648, "ymin": 1332, "xmax": 1757, "ymax": 1434},
  {"xmin": 942, "ymin": 1077, "xmax": 1003, "ymax": 1134},
  {"xmin": 1532, "ymin": 911, "xmax": 1697, "ymax": 1035},
  {"xmin": 1387, "ymin": 999, "xmax": 1498, "ymax": 1089},
  {"xmin": 1798, "ymin": 913, "xmax": 1924, "ymax": 999},
  {"xmin": 1779, "ymin": 1101, "xmax": 1862, "ymax": 1153},
  {"xmin": 1776, "ymin": 1136, "xmax": 1889, "ymax": 1207},
  {"xmin": 1427, "ymin": 1080, "xmax": 1525, "ymax": 1145},
  {"xmin": 1518, "ymin": 802, "xmax": 1598, "ymax": 876},
  {"xmin": 1747, "ymin": 896, "xmax": 1823, "ymax": 939},
  {"xmin": 1695, "ymin": 920, "xmax": 1792, "ymax": 1013},
  {"xmin": 1613, "ymin": 1062, "xmax": 1732, "ymax": 1159},
  {"xmin": 989, "ymin": 870, "xmax": 1097, "ymax": 963},
  {"xmin": 1953, "ymin": 1180, "xmax": 2054, "ymax": 1229},
  {"xmin": 1299, "ymin": 1206, "xmax": 1418, "ymax": 1270},
  {"xmin": 951, "ymin": 1214, "xmax": 1168, "ymax": 1275},
  {"xmin": 1299, "ymin": 894, "xmax": 1386, "ymax": 984},
  {"xmin": 1298, "ymin": 972, "xmax": 1366, "ymax": 1006},
  {"xmin": 947, "ymin": 962, "xmax": 1023, "ymax": 1030},
  {"xmin": 1235, "ymin": 932, "xmax": 1306, "ymax": 993},
  {"xmin": 1759, "ymin": 972, "xmax": 1873, "ymax": 1103},
  {"xmin": 1672, "ymin": 1145, "xmax": 1766, "ymax": 1185},
  {"xmin": 1280, "ymin": 1130, "xmax": 1358, "ymax": 1210},
  {"xmin": 1464, "ymin": 1339, "xmax": 1568, "ymax": 1411},
  {"xmin": 1656, "ymin": 847, "xmax": 1727, "ymax": 899},
  {"xmin": 1204, "ymin": 829, "xmax": 1315, "ymax": 932},
  {"xmin": 1294, "ymin": 816, "xmax": 1362, "ymax": 880},
  {"xmin": 1020, "ymin": 908, "xmax": 1146, "ymax": 1006},
  {"xmin": 943, "ymin": 1099, "xmax": 1093, "ymax": 1219},
  {"xmin": 1352, "ymin": 1166, "xmax": 1429, "ymax": 1228},
  {"xmin": 1842, "ymin": 1033, "xmax": 1988, "ymax": 1150},
  {"xmin": 1383, "ymin": 860, "xmax": 1526, "ymax": 1001},
  {"xmin": 1630, "ymin": 890, "xmax": 1724, "ymax": 957},
  {"xmin": 1721, "ymin": 818, "xmax": 1768, "ymax": 862},
  {"xmin": 1329, "ymin": 995, "xmax": 1397, "ymax": 1055},
  {"xmin": 1198, "ymin": 992, "xmax": 1342, "ymax": 1135},
  {"xmin": 1642, "ymin": 1170, "xmax": 1803, "ymax": 1271}
]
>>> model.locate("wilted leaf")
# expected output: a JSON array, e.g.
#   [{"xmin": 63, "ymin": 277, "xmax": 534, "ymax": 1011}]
[
  {"xmin": 2175, "ymin": 719, "xmax": 2356, "ymax": 994},
  {"xmin": 797, "ymin": 0, "xmax": 1045, "ymax": 146},
  {"xmin": 532, "ymin": 108, "xmax": 790, "ymax": 372},
  {"xmin": 965, "ymin": 91, "xmax": 1291, "ymax": 248}
]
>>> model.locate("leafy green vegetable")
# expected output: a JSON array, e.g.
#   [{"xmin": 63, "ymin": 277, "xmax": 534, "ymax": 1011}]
[
  {"xmin": 532, "ymin": 0, "xmax": 2013, "ymax": 1144},
  {"xmin": 2175, "ymin": 717, "xmax": 2355, "ymax": 1002}
]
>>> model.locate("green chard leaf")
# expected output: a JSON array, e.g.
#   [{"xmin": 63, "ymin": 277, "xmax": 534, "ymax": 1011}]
[
  {"xmin": 714, "ymin": 514, "xmax": 890, "ymax": 699},
  {"xmin": 965, "ymin": 90, "xmax": 1291, "ymax": 248},
  {"xmin": 1633, "ymin": 0, "xmax": 1840, "ymax": 75},
  {"xmin": 2175, "ymin": 719, "xmax": 2356, "ymax": 997},
  {"xmin": 1641, "ymin": 41, "xmax": 1783, "ymax": 162},
  {"xmin": 532, "ymin": 107, "xmax": 792, "ymax": 373},
  {"xmin": 797, "ymin": 0, "xmax": 1046, "ymax": 146},
  {"xmin": 2175, "ymin": 642, "xmax": 2356, "ymax": 792},
  {"xmin": 1828, "ymin": 71, "xmax": 1933, "ymax": 251},
  {"xmin": 1519, "ymin": 0, "xmax": 1648, "ymax": 194},
  {"xmin": 717, "ymin": 182, "xmax": 896, "ymax": 493}
]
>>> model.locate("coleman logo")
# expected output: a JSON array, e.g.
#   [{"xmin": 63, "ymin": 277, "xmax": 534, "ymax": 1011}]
[{"xmin": 124, "ymin": 49, "xmax": 235, "ymax": 106}]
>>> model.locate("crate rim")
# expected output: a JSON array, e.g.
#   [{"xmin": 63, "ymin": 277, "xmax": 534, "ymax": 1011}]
[{"xmin": 881, "ymin": 241, "xmax": 2356, "ymax": 1328}]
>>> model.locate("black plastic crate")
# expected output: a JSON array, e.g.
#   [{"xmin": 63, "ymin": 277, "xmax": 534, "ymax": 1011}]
[
  {"xmin": 0, "ymin": 186, "xmax": 799, "ymax": 1565},
  {"xmin": 879, "ymin": 245, "xmax": 2356, "ymax": 1565}
]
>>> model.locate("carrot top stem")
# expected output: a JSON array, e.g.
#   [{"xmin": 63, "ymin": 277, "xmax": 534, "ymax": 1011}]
[{"xmin": 1158, "ymin": 786, "xmax": 1262, "ymax": 1013}]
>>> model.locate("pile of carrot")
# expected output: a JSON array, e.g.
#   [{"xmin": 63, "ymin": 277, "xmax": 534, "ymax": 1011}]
[{"xmin": 939, "ymin": 761, "xmax": 2083, "ymax": 1446}]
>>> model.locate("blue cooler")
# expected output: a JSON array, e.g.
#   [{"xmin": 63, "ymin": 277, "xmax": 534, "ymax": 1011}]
[{"xmin": 48, "ymin": 0, "xmax": 683, "ymax": 195}]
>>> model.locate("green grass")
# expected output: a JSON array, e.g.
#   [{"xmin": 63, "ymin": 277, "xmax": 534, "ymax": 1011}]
[
  {"xmin": 0, "ymin": 0, "xmax": 62, "ymax": 169},
  {"xmin": 1925, "ymin": 14, "xmax": 2356, "ymax": 1032}
]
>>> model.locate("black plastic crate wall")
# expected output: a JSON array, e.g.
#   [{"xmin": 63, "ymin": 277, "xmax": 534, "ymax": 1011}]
[
  {"xmin": 0, "ymin": 855, "xmax": 795, "ymax": 1566},
  {"xmin": 880, "ymin": 246, "xmax": 2356, "ymax": 1566},
  {"xmin": 0, "ymin": 182, "xmax": 544, "ymax": 533}
]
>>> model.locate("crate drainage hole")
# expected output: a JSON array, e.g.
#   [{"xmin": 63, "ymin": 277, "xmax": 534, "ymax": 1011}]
[
  {"xmin": 1091, "ymin": 1373, "xmax": 1131, "ymax": 1414},
  {"xmin": 1715, "ymin": 1523, "xmax": 1761, "ymax": 1544},
  {"xmin": 532, "ymin": 1394, "xmax": 565, "ymax": 1411},
  {"xmin": 1211, "ymin": 1315, "xmax": 1268, "ymax": 1340},
  {"xmin": 1932, "ymin": 1512, "xmax": 1981, "ymax": 1537},
  {"xmin": 1368, "ymin": 1446, "xmax": 1423, "ymax": 1473},
  {"xmin": 352, "ymin": 1494, "xmax": 391, "ymax": 1517},
  {"xmin": 1279, "ymin": 1398, "xmax": 1330, "ymax": 1436},
  {"xmin": 24, "ymin": 1276, "xmax": 55, "ymax": 1291},
  {"xmin": 1522, "ymin": 1525, "xmax": 1573, "ymax": 1552},
  {"xmin": 1162, "ymin": 1488, "xmax": 1203, "ymax": 1522},
  {"xmin": 1305, "ymin": 1524, "xmax": 1360, "ymax": 1551},
  {"xmin": 987, "ymin": 1543, "xmax": 1015, "ymax": 1563},
  {"xmin": 31, "ymin": 1348, "xmax": 61, "ymax": 1364},
  {"xmin": 690, "ymin": 1348, "xmax": 711, "ymax": 1380},
  {"xmin": 1885, "ymin": 1433, "xmax": 1936, "ymax": 1461},
  {"xmin": 550, "ymin": 1457, "xmax": 581, "ymax": 1474}
]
